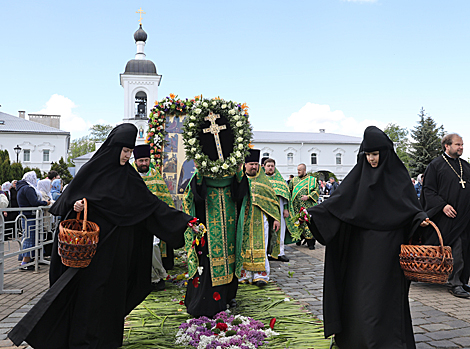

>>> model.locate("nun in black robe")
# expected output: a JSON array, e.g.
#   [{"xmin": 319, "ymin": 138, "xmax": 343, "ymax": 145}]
[
  {"xmin": 8, "ymin": 123, "xmax": 193, "ymax": 349},
  {"xmin": 305, "ymin": 126, "xmax": 428, "ymax": 349}
]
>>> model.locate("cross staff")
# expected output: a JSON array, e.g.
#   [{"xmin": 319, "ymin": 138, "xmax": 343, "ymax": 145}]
[
  {"xmin": 136, "ymin": 7, "xmax": 146, "ymax": 25},
  {"xmin": 203, "ymin": 111, "xmax": 227, "ymax": 161}
]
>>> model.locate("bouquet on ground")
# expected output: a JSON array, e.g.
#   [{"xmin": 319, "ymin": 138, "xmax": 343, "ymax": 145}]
[{"xmin": 175, "ymin": 311, "xmax": 278, "ymax": 349}]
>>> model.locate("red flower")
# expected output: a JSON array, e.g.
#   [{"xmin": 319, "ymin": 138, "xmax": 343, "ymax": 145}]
[
  {"xmin": 150, "ymin": 149, "xmax": 154, "ymax": 153},
  {"xmin": 216, "ymin": 323, "xmax": 228, "ymax": 331},
  {"xmin": 201, "ymin": 236, "xmax": 206, "ymax": 247},
  {"xmin": 269, "ymin": 318, "xmax": 276, "ymax": 330},
  {"xmin": 300, "ymin": 207, "xmax": 305, "ymax": 211},
  {"xmin": 166, "ymin": 275, "xmax": 171, "ymax": 280},
  {"xmin": 213, "ymin": 292, "xmax": 221, "ymax": 301},
  {"xmin": 192, "ymin": 240, "xmax": 196, "ymax": 247},
  {"xmin": 192, "ymin": 277, "xmax": 200, "ymax": 288},
  {"xmin": 179, "ymin": 300, "xmax": 184, "ymax": 305}
]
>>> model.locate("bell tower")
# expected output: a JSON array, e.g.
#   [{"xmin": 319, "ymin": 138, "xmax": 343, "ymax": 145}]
[{"xmin": 120, "ymin": 14, "xmax": 162, "ymax": 145}]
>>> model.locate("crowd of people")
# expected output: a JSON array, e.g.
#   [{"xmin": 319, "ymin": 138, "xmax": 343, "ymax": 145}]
[{"xmin": 4, "ymin": 123, "xmax": 469, "ymax": 349}]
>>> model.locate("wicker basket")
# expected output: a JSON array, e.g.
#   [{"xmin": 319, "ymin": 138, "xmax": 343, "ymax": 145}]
[
  {"xmin": 400, "ymin": 220, "xmax": 453, "ymax": 284},
  {"xmin": 58, "ymin": 198, "xmax": 100, "ymax": 268}
]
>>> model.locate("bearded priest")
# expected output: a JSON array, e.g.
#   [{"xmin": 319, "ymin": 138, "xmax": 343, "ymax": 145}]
[{"xmin": 239, "ymin": 149, "xmax": 281, "ymax": 287}]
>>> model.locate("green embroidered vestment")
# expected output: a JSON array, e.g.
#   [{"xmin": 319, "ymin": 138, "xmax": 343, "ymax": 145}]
[
  {"xmin": 183, "ymin": 171, "xmax": 244, "ymax": 287},
  {"xmin": 243, "ymin": 169, "xmax": 281, "ymax": 271},
  {"xmin": 266, "ymin": 168, "xmax": 300, "ymax": 242},
  {"xmin": 289, "ymin": 175, "xmax": 319, "ymax": 239}
]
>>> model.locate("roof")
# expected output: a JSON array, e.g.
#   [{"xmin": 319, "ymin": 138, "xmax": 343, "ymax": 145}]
[
  {"xmin": 123, "ymin": 59, "xmax": 158, "ymax": 75},
  {"xmin": 0, "ymin": 111, "xmax": 70, "ymax": 135},
  {"xmin": 252, "ymin": 131, "xmax": 362, "ymax": 144},
  {"xmin": 74, "ymin": 151, "xmax": 96, "ymax": 161}
]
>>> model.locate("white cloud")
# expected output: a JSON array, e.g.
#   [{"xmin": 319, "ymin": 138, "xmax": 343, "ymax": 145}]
[
  {"xmin": 35, "ymin": 94, "xmax": 90, "ymax": 135},
  {"xmin": 285, "ymin": 102, "xmax": 386, "ymax": 137}
]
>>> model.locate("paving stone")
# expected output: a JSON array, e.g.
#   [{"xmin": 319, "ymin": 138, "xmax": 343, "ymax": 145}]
[
  {"xmin": 416, "ymin": 343, "xmax": 434, "ymax": 349},
  {"xmin": 415, "ymin": 334, "xmax": 432, "ymax": 342},
  {"xmin": 426, "ymin": 328, "xmax": 470, "ymax": 341},
  {"xmin": 452, "ymin": 337, "xmax": 470, "ymax": 346},
  {"xmin": 426, "ymin": 340, "xmax": 460, "ymax": 348},
  {"xmin": 421, "ymin": 323, "xmax": 454, "ymax": 331}
]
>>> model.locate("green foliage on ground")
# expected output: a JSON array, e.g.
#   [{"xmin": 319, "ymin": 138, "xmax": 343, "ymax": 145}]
[{"xmin": 121, "ymin": 254, "xmax": 330, "ymax": 349}]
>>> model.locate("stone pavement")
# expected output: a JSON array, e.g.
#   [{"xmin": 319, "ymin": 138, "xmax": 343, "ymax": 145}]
[
  {"xmin": 1, "ymin": 243, "xmax": 470, "ymax": 348},
  {"xmin": 271, "ymin": 244, "xmax": 470, "ymax": 349}
]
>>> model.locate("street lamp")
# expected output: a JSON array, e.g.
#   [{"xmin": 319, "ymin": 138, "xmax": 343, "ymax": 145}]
[{"xmin": 13, "ymin": 145, "xmax": 21, "ymax": 163}]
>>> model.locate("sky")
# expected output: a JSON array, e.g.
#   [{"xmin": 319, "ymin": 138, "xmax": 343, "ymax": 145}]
[{"xmin": 1, "ymin": 0, "xmax": 470, "ymax": 156}]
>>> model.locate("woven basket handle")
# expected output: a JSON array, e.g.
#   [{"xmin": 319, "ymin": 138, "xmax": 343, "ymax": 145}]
[
  {"xmin": 75, "ymin": 198, "xmax": 88, "ymax": 231},
  {"xmin": 426, "ymin": 218, "xmax": 446, "ymax": 264}
]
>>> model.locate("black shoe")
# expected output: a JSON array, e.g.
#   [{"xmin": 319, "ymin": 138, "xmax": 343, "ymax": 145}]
[
  {"xmin": 302, "ymin": 239, "xmax": 307, "ymax": 246},
  {"xmin": 277, "ymin": 255, "xmax": 289, "ymax": 262},
  {"xmin": 306, "ymin": 239, "xmax": 316, "ymax": 250},
  {"xmin": 296, "ymin": 240, "xmax": 302, "ymax": 246},
  {"xmin": 268, "ymin": 256, "xmax": 277, "ymax": 261},
  {"xmin": 20, "ymin": 265, "xmax": 37, "ymax": 271},
  {"xmin": 448, "ymin": 285, "xmax": 470, "ymax": 298},
  {"xmin": 462, "ymin": 284, "xmax": 470, "ymax": 293},
  {"xmin": 153, "ymin": 279, "xmax": 166, "ymax": 291},
  {"xmin": 254, "ymin": 280, "xmax": 268, "ymax": 287},
  {"xmin": 229, "ymin": 298, "xmax": 237, "ymax": 308}
]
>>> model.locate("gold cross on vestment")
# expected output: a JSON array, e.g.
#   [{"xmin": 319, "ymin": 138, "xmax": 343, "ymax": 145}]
[
  {"xmin": 226, "ymin": 190, "xmax": 231, "ymax": 197},
  {"xmin": 229, "ymin": 243, "xmax": 234, "ymax": 252},
  {"xmin": 228, "ymin": 216, "xmax": 235, "ymax": 225},
  {"xmin": 210, "ymin": 217, "xmax": 219, "ymax": 226},
  {"xmin": 136, "ymin": 7, "xmax": 146, "ymax": 25},
  {"xmin": 209, "ymin": 191, "xmax": 217, "ymax": 199},
  {"xmin": 214, "ymin": 246, "xmax": 222, "ymax": 254},
  {"xmin": 203, "ymin": 111, "xmax": 226, "ymax": 161}
]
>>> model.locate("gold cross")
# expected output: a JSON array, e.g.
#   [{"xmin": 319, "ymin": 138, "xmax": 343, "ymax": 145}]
[
  {"xmin": 229, "ymin": 243, "xmax": 234, "ymax": 252},
  {"xmin": 136, "ymin": 7, "xmax": 146, "ymax": 25},
  {"xmin": 210, "ymin": 217, "xmax": 219, "ymax": 225},
  {"xmin": 228, "ymin": 216, "xmax": 234, "ymax": 225},
  {"xmin": 209, "ymin": 191, "xmax": 218, "ymax": 200},
  {"xmin": 460, "ymin": 179, "xmax": 466, "ymax": 188},
  {"xmin": 214, "ymin": 246, "xmax": 222, "ymax": 254},
  {"xmin": 254, "ymin": 219, "xmax": 261, "ymax": 226},
  {"xmin": 226, "ymin": 190, "xmax": 231, "ymax": 197},
  {"xmin": 203, "ymin": 111, "xmax": 226, "ymax": 160}
]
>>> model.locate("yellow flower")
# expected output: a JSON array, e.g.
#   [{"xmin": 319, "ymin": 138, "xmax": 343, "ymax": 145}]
[
  {"xmin": 170, "ymin": 93, "xmax": 176, "ymax": 99},
  {"xmin": 178, "ymin": 308, "xmax": 183, "ymax": 312},
  {"xmin": 195, "ymin": 238, "xmax": 199, "ymax": 246}
]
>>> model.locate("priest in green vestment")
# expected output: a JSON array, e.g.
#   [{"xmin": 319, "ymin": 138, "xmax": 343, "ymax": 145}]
[
  {"xmin": 182, "ymin": 113, "xmax": 248, "ymax": 317},
  {"xmin": 239, "ymin": 149, "xmax": 281, "ymax": 287},
  {"xmin": 133, "ymin": 144, "xmax": 174, "ymax": 290},
  {"xmin": 289, "ymin": 163, "xmax": 319, "ymax": 250},
  {"xmin": 264, "ymin": 158, "xmax": 300, "ymax": 262}
]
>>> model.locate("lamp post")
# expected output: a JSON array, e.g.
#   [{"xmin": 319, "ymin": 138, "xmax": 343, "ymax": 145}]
[{"xmin": 13, "ymin": 145, "xmax": 21, "ymax": 163}]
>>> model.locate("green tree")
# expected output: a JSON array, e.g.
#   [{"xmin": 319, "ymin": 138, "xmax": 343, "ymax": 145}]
[
  {"xmin": 67, "ymin": 124, "xmax": 113, "ymax": 166},
  {"xmin": 89, "ymin": 124, "xmax": 113, "ymax": 142},
  {"xmin": 10, "ymin": 162, "xmax": 24, "ymax": 181},
  {"xmin": 384, "ymin": 123, "xmax": 410, "ymax": 169},
  {"xmin": 24, "ymin": 167, "xmax": 42, "ymax": 179},
  {"xmin": 408, "ymin": 107, "xmax": 445, "ymax": 177},
  {"xmin": 51, "ymin": 157, "xmax": 73, "ymax": 184},
  {"xmin": 67, "ymin": 136, "xmax": 95, "ymax": 166}
]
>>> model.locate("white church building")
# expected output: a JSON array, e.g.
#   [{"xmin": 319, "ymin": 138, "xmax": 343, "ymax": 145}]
[
  {"xmin": 0, "ymin": 111, "xmax": 70, "ymax": 171},
  {"xmin": 252, "ymin": 130, "xmax": 361, "ymax": 180}
]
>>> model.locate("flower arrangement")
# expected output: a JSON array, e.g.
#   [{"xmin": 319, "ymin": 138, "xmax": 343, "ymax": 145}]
[
  {"xmin": 146, "ymin": 94, "xmax": 201, "ymax": 168},
  {"xmin": 294, "ymin": 206, "xmax": 311, "ymax": 236},
  {"xmin": 182, "ymin": 97, "xmax": 252, "ymax": 179},
  {"xmin": 175, "ymin": 311, "xmax": 278, "ymax": 349}
]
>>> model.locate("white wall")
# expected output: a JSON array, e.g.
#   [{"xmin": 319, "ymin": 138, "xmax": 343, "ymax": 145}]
[
  {"xmin": 252, "ymin": 141, "xmax": 360, "ymax": 180},
  {"xmin": 0, "ymin": 133, "xmax": 69, "ymax": 172}
]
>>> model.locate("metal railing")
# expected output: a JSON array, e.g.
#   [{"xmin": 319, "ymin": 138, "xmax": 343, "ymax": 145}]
[{"xmin": 0, "ymin": 206, "xmax": 58, "ymax": 294}]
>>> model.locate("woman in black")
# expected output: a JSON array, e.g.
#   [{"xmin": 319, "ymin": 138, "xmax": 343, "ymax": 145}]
[
  {"xmin": 9, "ymin": 123, "xmax": 195, "ymax": 349},
  {"xmin": 306, "ymin": 126, "xmax": 428, "ymax": 348}
]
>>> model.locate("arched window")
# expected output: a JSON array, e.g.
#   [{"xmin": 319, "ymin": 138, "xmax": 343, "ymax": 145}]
[
  {"xmin": 336, "ymin": 153, "xmax": 342, "ymax": 165},
  {"xmin": 287, "ymin": 153, "xmax": 293, "ymax": 165},
  {"xmin": 311, "ymin": 153, "xmax": 317, "ymax": 165},
  {"xmin": 135, "ymin": 91, "xmax": 147, "ymax": 118},
  {"xmin": 263, "ymin": 152, "xmax": 270, "ymax": 157}
]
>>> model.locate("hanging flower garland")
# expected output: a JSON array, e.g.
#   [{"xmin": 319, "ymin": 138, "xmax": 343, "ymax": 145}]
[
  {"xmin": 182, "ymin": 97, "xmax": 252, "ymax": 178},
  {"xmin": 146, "ymin": 94, "xmax": 201, "ymax": 167}
]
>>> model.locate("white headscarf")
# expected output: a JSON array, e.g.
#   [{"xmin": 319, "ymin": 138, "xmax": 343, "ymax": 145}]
[
  {"xmin": 2, "ymin": 181, "xmax": 11, "ymax": 193},
  {"xmin": 22, "ymin": 171, "xmax": 42, "ymax": 199},
  {"xmin": 37, "ymin": 178, "xmax": 52, "ymax": 199}
]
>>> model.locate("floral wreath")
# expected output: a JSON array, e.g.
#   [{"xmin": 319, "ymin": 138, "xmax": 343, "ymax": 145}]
[
  {"xmin": 146, "ymin": 94, "xmax": 201, "ymax": 167},
  {"xmin": 182, "ymin": 97, "xmax": 252, "ymax": 178}
]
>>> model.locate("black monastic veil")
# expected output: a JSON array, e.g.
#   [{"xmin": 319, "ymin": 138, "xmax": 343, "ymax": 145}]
[
  {"xmin": 307, "ymin": 126, "xmax": 427, "ymax": 348},
  {"xmin": 9, "ymin": 123, "xmax": 193, "ymax": 349}
]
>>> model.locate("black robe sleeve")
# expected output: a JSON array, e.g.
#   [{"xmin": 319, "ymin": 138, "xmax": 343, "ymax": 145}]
[{"xmin": 420, "ymin": 160, "xmax": 448, "ymax": 219}]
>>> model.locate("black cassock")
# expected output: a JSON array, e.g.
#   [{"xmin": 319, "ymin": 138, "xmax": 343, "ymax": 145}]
[
  {"xmin": 8, "ymin": 124, "xmax": 192, "ymax": 349},
  {"xmin": 307, "ymin": 127, "xmax": 427, "ymax": 349},
  {"xmin": 420, "ymin": 154, "xmax": 470, "ymax": 285}
]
